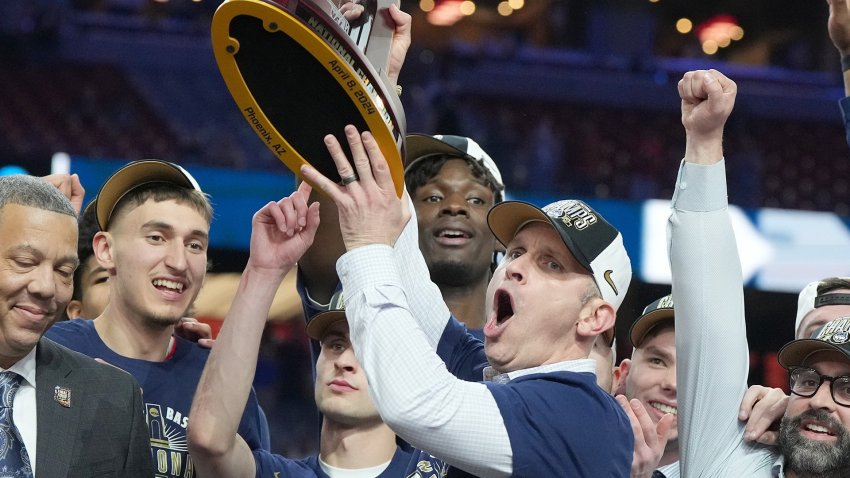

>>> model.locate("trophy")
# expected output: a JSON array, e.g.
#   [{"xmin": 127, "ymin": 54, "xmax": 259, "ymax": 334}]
[{"xmin": 211, "ymin": 0, "xmax": 407, "ymax": 196}]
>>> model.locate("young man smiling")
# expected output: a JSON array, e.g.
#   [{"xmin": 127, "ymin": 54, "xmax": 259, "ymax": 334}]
[
  {"xmin": 617, "ymin": 295, "xmax": 679, "ymax": 478},
  {"xmin": 45, "ymin": 160, "xmax": 266, "ymax": 477},
  {"xmin": 404, "ymin": 134, "xmax": 505, "ymax": 330}
]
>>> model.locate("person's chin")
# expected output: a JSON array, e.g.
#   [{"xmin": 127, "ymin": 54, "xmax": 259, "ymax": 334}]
[
  {"xmin": 483, "ymin": 345, "xmax": 508, "ymax": 368},
  {"xmin": 145, "ymin": 310, "xmax": 184, "ymax": 327}
]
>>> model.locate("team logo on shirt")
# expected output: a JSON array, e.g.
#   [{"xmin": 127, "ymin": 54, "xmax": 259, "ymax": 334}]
[
  {"xmin": 147, "ymin": 403, "xmax": 194, "ymax": 477},
  {"xmin": 406, "ymin": 456, "xmax": 449, "ymax": 478}
]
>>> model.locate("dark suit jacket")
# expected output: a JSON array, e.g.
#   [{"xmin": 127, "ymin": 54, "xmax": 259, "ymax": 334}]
[{"xmin": 34, "ymin": 337, "xmax": 153, "ymax": 477}]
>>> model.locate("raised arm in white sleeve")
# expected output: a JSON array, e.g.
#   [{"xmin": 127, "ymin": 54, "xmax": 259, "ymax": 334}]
[
  {"xmin": 338, "ymin": 244, "xmax": 512, "ymax": 477},
  {"xmin": 670, "ymin": 70, "xmax": 776, "ymax": 477},
  {"xmin": 391, "ymin": 195, "xmax": 454, "ymax": 348}
]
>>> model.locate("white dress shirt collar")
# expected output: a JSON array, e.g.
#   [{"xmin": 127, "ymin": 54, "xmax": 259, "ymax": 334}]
[{"xmin": 3, "ymin": 346, "xmax": 37, "ymax": 388}]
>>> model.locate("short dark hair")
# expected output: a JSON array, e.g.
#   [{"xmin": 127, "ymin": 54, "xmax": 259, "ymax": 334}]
[
  {"xmin": 72, "ymin": 205, "xmax": 100, "ymax": 302},
  {"xmin": 404, "ymin": 155, "xmax": 500, "ymax": 199},
  {"xmin": 818, "ymin": 277, "xmax": 850, "ymax": 295}
]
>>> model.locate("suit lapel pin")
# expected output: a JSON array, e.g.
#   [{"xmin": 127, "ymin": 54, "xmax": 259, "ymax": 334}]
[{"xmin": 54, "ymin": 385, "xmax": 71, "ymax": 408}]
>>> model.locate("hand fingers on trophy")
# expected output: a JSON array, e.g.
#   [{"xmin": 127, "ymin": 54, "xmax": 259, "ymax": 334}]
[
  {"xmin": 322, "ymin": 132, "xmax": 359, "ymax": 187},
  {"xmin": 361, "ymin": 131, "xmax": 394, "ymax": 192},
  {"xmin": 339, "ymin": 1, "xmax": 365, "ymax": 22},
  {"xmin": 297, "ymin": 135, "xmax": 349, "ymax": 202},
  {"xmin": 344, "ymin": 125, "xmax": 374, "ymax": 187}
]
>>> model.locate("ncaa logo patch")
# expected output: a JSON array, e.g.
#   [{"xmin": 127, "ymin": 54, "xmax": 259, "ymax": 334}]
[
  {"xmin": 54, "ymin": 386, "xmax": 71, "ymax": 408},
  {"xmin": 831, "ymin": 330, "xmax": 850, "ymax": 344}
]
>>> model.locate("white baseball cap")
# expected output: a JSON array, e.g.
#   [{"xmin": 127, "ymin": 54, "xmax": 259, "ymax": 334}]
[
  {"xmin": 795, "ymin": 277, "xmax": 850, "ymax": 337},
  {"xmin": 405, "ymin": 134, "xmax": 505, "ymax": 202}
]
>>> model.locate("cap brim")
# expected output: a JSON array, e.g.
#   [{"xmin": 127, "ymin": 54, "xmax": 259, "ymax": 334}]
[
  {"xmin": 487, "ymin": 201, "xmax": 550, "ymax": 248},
  {"xmin": 95, "ymin": 160, "xmax": 198, "ymax": 230},
  {"xmin": 628, "ymin": 308, "xmax": 675, "ymax": 348},
  {"xmin": 404, "ymin": 134, "xmax": 469, "ymax": 173},
  {"xmin": 488, "ymin": 201, "xmax": 592, "ymax": 272},
  {"xmin": 305, "ymin": 310, "xmax": 347, "ymax": 341},
  {"xmin": 777, "ymin": 339, "xmax": 850, "ymax": 369}
]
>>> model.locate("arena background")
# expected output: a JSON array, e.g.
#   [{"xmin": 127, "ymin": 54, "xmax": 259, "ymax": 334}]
[{"xmin": 1, "ymin": 0, "xmax": 847, "ymax": 457}]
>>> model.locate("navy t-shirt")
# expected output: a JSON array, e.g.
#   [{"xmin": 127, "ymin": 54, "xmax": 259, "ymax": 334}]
[
  {"xmin": 254, "ymin": 446, "xmax": 448, "ymax": 477},
  {"xmin": 46, "ymin": 319, "xmax": 266, "ymax": 478}
]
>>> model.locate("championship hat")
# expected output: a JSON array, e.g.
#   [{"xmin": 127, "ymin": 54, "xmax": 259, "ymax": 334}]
[
  {"xmin": 487, "ymin": 199, "xmax": 632, "ymax": 345},
  {"xmin": 795, "ymin": 277, "xmax": 850, "ymax": 337},
  {"xmin": 629, "ymin": 294, "xmax": 675, "ymax": 348},
  {"xmin": 778, "ymin": 316, "xmax": 850, "ymax": 368},
  {"xmin": 405, "ymin": 134, "xmax": 505, "ymax": 202},
  {"xmin": 306, "ymin": 291, "xmax": 347, "ymax": 341},
  {"xmin": 93, "ymin": 160, "xmax": 201, "ymax": 230}
]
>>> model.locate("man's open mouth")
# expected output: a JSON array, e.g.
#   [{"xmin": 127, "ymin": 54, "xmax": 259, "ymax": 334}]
[{"xmin": 496, "ymin": 290, "xmax": 514, "ymax": 326}]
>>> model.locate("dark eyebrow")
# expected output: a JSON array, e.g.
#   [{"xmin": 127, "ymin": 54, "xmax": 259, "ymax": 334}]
[{"xmin": 141, "ymin": 220, "xmax": 209, "ymax": 241}]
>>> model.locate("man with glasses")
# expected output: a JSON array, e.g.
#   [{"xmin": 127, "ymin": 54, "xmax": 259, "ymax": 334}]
[
  {"xmin": 776, "ymin": 317, "xmax": 850, "ymax": 473},
  {"xmin": 670, "ymin": 68, "xmax": 850, "ymax": 476}
]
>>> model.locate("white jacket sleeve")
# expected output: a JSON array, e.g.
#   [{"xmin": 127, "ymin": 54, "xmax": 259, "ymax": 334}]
[
  {"xmin": 669, "ymin": 159, "xmax": 775, "ymax": 476},
  {"xmin": 338, "ymin": 245, "xmax": 512, "ymax": 477},
  {"xmin": 391, "ymin": 198, "xmax": 454, "ymax": 349}
]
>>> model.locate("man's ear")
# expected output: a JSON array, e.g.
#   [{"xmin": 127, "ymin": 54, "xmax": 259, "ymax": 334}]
[
  {"xmin": 92, "ymin": 231, "xmax": 116, "ymax": 271},
  {"xmin": 66, "ymin": 300, "xmax": 83, "ymax": 320},
  {"xmin": 613, "ymin": 359, "xmax": 631, "ymax": 396},
  {"xmin": 576, "ymin": 297, "xmax": 616, "ymax": 340}
]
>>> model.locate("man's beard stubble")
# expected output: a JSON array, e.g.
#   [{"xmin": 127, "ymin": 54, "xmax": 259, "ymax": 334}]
[
  {"xmin": 778, "ymin": 409, "xmax": 850, "ymax": 478},
  {"xmin": 429, "ymin": 259, "xmax": 490, "ymax": 289},
  {"xmin": 144, "ymin": 312, "xmax": 183, "ymax": 329}
]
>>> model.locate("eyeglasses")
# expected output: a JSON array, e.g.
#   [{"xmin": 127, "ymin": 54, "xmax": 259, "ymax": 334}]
[{"xmin": 789, "ymin": 367, "xmax": 850, "ymax": 408}]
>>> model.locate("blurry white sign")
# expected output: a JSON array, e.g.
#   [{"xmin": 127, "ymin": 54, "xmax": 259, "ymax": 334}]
[{"xmin": 638, "ymin": 199, "xmax": 850, "ymax": 293}]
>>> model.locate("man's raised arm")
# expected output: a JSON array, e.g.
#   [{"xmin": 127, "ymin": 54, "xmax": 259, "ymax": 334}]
[
  {"xmin": 188, "ymin": 182, "xmax": 320, "ymax": 477},
  {"xmin": 670, "ymin": 69, "xmax": 774, "ymax": 475}
]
